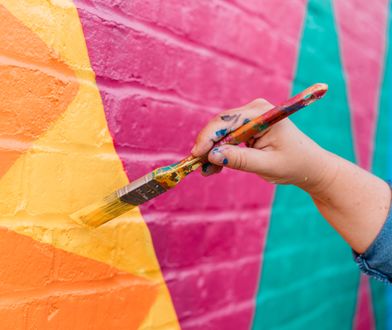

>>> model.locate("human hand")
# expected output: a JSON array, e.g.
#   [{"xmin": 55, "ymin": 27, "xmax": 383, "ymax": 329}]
[{"xmin": 191, "ymin": 98, "xmax": 332, "ymax": 191}]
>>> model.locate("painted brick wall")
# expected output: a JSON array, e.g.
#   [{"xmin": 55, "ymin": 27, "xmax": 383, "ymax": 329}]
[
  {"xmin": 74, "ymin": 0, "xmax": 306, "ymax": 328},
  {"xmin": 0, "ymin": 0, "xmax": 392, "ymax": 329},
  {"xmin": 74, "ymin": 0, "xmax": 304, "ymax": 328}
]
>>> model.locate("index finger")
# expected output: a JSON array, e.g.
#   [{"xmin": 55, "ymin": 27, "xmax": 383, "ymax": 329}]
[{"xmin": 191, "ymin": 98, "xmax": 274, "ymax": 156}]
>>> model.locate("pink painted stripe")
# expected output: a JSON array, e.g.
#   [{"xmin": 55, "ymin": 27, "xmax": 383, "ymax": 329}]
[{"xmin": 354, "ymin": 276, "xmax": 375, "ymax": 330}]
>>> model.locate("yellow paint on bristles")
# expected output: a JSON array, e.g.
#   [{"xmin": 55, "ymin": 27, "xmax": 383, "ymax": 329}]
[
  {"xmin": 73, "ymin": 155, "xmax": 203, "ymax": 228},
  {"xmin": 71, "ymin": 193, "xmax": 135, "ymax": 228}
]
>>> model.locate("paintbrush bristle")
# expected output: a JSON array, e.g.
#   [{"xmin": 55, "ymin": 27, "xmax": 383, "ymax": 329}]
[
  {"xmin": 70, "ymin": 192, "xmax": 135, "ymax": 228},
  {"xmin": 71, "ymin": 156, "xmax": 202, "ymax": 228},
  {"xmin": 70, "ymin": 172, "xmax": 170, "ymax": 228}
]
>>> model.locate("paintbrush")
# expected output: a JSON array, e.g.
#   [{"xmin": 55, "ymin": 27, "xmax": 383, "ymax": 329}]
[{"xmin": 71, "ymin": 83, "xmax": 328, "ymax": 228}]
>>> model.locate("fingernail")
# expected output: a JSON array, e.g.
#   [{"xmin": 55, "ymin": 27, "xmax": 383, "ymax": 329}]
[{"xmin": 210, "ymin": 147, "xmax": 228, "ymax": 165}]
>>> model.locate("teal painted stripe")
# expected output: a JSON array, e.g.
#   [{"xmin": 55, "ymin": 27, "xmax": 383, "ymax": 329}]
[
  {"xmin": 252, "ymin": 0, "xmax": 360, "ymax": 329},
  {"xmin": 386, "ymin": 3, "xmax": 392, "ymax": 326}
]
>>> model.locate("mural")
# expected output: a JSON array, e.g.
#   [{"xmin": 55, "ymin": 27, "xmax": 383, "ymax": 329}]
[
  {"xmin": 0, "ymin": 1, "xmax": 178, "ymax": 328},
  {"xmin": 0, "ymin": 0, "xmax": 391, "ymax": 329}
]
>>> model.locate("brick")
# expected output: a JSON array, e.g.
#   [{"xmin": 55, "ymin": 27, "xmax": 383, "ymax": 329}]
[
  {"xmin": 0, "ymin": 5, "xmax": 78, "ymax": 177},
  {"xmin": 100, "ymin": 92, "xmax": 207, "ymax": 154},
  {"xmin": 0, "ymin": 228, "xmax": 122, "ymax": 292},
  {"xmin": 77, "ymin": 8, "xmax": 270, "ymax": 108},
  {"xmin": 0, "ymin": 228, "xmax": 158, "ymax": 329},
  {"xmin": 0, "ymin": 279, "xmax": 157, "ymax": 330},
  {"xmin": 223, "ymin": 0, "xmax": 266, "ymax": 16},
  {"xmin": 0, "ymin": 228, "xmax": 52, "ymax": 294},
  {"xmin": 78, "ymin": 0, "xmax": 273, "ymax": 67},
  {"xmin": 168, "ymin": 264, "xmax": 238, "ymax": 321}
]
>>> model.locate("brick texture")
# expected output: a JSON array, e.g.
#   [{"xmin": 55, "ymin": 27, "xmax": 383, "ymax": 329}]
[
  {"xmin": 74, "ymin": 0, "xmax": 306, "ymax": 328},
  {"xmin": 4, "ymin": 0, "xmax": 390, "ymax": 329}
]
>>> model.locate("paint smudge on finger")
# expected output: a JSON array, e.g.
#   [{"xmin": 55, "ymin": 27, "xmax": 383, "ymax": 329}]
[
  {"xmin": 212, "ymin": 147, "xmax": 221, "ymax": 154},
  {"xmin": 215, "ymin": 128, "xmax": 228, "ymax": 138},
  {"xmin": 220, "ymin": 114, "xmax": 241, "ymax": 124},
  {"xmin": 201, "ymin": 162, "xmax": 221, "ymax": 176},
  {"xmin": 202, "ymin": 162, "xmax": 210, "ymax": 173}
]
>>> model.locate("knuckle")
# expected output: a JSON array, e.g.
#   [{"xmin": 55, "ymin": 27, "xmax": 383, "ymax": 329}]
[
  {"xmin": 250, "ymin": 98, "xmax": 273, "ymax": 110},
  {"xmin": 195, "ymin": 132, "xmax": 205, "ymax": 144},
  {"xmin": 233, "ymin": 149, "xmax": 248, "ymax": 171},
  {"xmin": 252, "ymin": 98, "xmax": 268, "ymax": 106}
]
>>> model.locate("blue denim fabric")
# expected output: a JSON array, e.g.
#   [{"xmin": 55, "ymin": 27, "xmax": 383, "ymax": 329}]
[{"xmin": 353, "ymin": 181, "xmax": 392, "ymax": 284}]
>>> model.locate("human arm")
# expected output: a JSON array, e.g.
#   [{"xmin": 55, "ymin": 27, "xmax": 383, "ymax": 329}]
[{"xmin": 191, "ymin": 98, "xmax": 391, "ymax": 255}]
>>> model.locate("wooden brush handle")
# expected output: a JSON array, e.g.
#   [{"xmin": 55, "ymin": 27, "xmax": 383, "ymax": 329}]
[{"xmin": 215, "ymin": 83, "xmax": 327, "ymax": 147}]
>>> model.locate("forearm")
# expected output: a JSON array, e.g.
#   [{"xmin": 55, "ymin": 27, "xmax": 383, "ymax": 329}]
[
  {"xmin": 299, "ymin": 151, "xmax": 391, "ymax": 253},
  {"xmin": 193, "ymin": 97, "xmax": 392, "ymax": 279}
]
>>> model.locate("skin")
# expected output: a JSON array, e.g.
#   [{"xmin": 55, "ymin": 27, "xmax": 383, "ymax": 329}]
[{"xmin": 192, "ymin": 98, "xmax": 391, "ymax": 254}]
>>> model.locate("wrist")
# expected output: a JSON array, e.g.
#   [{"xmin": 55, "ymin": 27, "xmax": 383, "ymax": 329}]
[{"xmin": 295, "ymin": 149, "xmax": 340, "ymax": 197}]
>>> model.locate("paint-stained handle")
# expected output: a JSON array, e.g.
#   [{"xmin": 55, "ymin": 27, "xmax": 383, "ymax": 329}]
[
  {"xmin": 217, "ymin": 83, "xmax": 328, "ymax": 146},
  {"xmin": 175, "ymin": 83, "xmax": 328, "ymax": 174}
]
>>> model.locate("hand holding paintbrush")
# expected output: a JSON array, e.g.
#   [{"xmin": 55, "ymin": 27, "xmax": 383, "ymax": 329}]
[
  {"xmin": 71, "ymin": 83, "xmax": 328, "ymax": 227},
  {"xmin": 71, "ymin": 82, "xmax": 392, "ymax": 283}
]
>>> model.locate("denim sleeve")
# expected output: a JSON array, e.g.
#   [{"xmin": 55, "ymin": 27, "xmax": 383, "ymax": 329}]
[{"xmin": 353, "ymin": 181, "xmax": 392, "ymax": 284}]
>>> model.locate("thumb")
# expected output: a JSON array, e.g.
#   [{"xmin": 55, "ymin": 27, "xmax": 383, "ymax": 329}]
[{"xmin": 208, "ymin": 145, "xmax": 273, "ymax": 174}]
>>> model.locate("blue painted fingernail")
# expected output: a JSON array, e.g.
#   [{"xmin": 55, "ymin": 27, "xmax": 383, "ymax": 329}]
[
  {"xmin": 210, "ymin": 147, "xmax": 225, "ymax": 164},
  {"xmin": 222, "ymin": 158, "xmax": 229, "ymax": 165}
]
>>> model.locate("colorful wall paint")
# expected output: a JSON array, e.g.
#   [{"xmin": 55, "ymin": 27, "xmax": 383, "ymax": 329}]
[
  {"xmin": 0, "ymin": 1, "xmax": 178, "ymax": 328},
  {"xmin": 0, "ymin": 0, "xmax": 391, "ymax": 329}
]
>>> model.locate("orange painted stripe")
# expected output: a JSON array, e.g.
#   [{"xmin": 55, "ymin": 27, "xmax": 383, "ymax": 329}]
[
  {"xmin": 0, "ymin": 228, "xmax": 158, "ymax": 329},
  {"xmin": 0, "ymin": 5, "xmax": 79, "ymax": 178}
]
